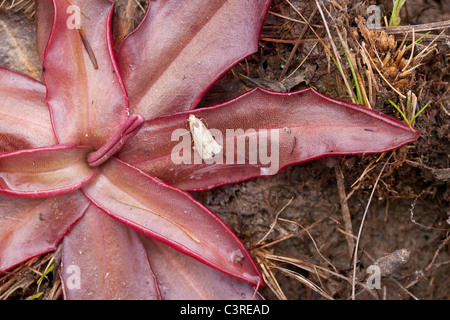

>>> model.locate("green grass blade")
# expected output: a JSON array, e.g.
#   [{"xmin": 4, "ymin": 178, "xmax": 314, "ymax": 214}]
[
  {"xmin": 37, "ymin": 264, "xmax": 54, "ymax": 285},
  {"xmin": 389, "ymin": 99, "xmax": 410, "ymax": 124},
  {"xmin": 26, "ymin": 292, "xmax": 43, "ymax": 300},
  {"xmin": 410, "ymin": 102, "xmax": 430, "ymax": 123}
]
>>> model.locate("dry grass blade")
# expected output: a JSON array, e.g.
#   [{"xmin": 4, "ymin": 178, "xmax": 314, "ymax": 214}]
[
  {"xmin": 253, "ymin": 205, "xmax": 337, "ymax": 299},
  {"xmin": 382, "ymin": 19, "xmax": 450, "ymax": 34},
  {"xmin": 312, "ymin": 0, "xmax": 355, "ymax": 102},
  {"xmin": 254, "ymin": 208, "xmax": 334, "ymax": 251},
  {"xmin": 133, "ymin": 0, "xmax": 145, "ymax": 13},
  {"xmin": 273, "ymin": 265, "xmax": 334, "ymax": 300},
  {"xmin": 260, "ymin": 252, "xmax": 380, "ymax": 299},
  {"xmin": 334, "ymin": 165, "xmax": 355, "ymax": 257},
  {"xmin": 256, "ymin": 253, "xmax": 288, "ymax": 300},
  {"xmin": 283, "ymin": 0, "xmax": 332, "ymax": 60},
  {"xmin": 278, "ymin": 7, "xmax": 317, "ymax": 81},
  {"xmin": 257, "ymin": 251, "xmax": 334, "ymax": 300},
  {"xmin": 360, "ymin": 43, "xmax": 407, "ymax": 99},
  {"xmin": 413, "ymin": 29, "xmax": 445, "ymax": 63},
  {"xmin": 0, "ymin": 0, "xmax": 35, "ymax": 17},
  {"xmin": 349, "ymin": 156, "xmax": 378, "ymax": 189},
  {"xmin": 351, "ymin": 153, "xmax": 394, "ymax": 299},
  {"xmin": 256, "ymin": 197, "xmax": 294, "ymax": 246},
  {"xmin": 282, "ymin": 41, "xmax": 318, "ymax": 83}
]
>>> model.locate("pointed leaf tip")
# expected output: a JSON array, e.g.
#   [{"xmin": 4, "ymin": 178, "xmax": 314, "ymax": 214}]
[{"xmin": 118, "ymin": 87, "xmax": 420, "ymax": 191}]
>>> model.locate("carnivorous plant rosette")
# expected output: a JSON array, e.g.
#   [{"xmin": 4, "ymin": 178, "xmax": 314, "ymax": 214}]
[{"xmin": 0, "ymin": 0, "xmax": 419, "ymax": 299}]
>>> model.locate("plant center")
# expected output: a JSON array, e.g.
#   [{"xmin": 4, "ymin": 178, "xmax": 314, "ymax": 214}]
[{"xmin": 87, "ymin": 113, "xmax": 145, "ymax": 167}]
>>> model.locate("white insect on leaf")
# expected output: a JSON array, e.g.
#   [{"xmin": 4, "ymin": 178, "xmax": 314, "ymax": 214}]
[{"xmin": 188, "ymin": 114, "xmax": 222, "ymax": 160}]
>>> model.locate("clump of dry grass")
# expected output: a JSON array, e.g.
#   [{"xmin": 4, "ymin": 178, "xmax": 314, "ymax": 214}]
[{"xmin": 0, "ymin": 0, "xmax": 35, "ymax": 17}]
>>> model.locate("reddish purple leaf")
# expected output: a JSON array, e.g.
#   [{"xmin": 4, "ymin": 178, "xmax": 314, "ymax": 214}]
[
  {"xmin": 0, "ymin": 67, "xmax": 56, "ymax": 152},
  {"xmin": 61, "ymin": 204, "xmax": 160, "ymax": 300},
  {"xmin": 82, "ymin": 157, "xmax": 262, "ymax": 286},
  {"xmin": 0, "ymin": 144, "xmax": 97, "ymax": 198},
  {"xmin": 141, "ymin": 237, "xmax": 262, "ymax": 300},
  {"xmin": 0, "ymin": 190, "xmax": 89, "ymax": 271},
  {"xmin": 118, "ymin": 87, "xmax": 420, "ymax": 191},
  {"xmin": 43, "ymin": 0, "xmax": 129, "ymax": 149},
  {"xmin": 117, "ymin": 0, "xmax": 272, "ymax": 119}
]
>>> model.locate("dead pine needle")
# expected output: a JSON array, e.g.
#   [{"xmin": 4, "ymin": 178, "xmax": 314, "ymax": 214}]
[
  {"xmin": 334, "ymin": 165, "xmax": 355, "ymax": 257},
  {"xmin": 278, "ymin": 6, "xmax": 318, "ymax": 81}
]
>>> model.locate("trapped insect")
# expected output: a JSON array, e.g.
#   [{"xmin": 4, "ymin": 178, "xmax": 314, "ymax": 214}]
[{"xmin": 188, "ymin": 114, "xmax": 222, "ymax": 160}]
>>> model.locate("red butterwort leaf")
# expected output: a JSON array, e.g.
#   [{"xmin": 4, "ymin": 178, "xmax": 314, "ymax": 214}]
[
  {"xmin": 0, "ymin": 67, "xmax": 56, "ymax": 152},
  {"xmin": 61, "ymin": 204, "xmax": 160, "ymax": 300},
  {"xmin": 43, "ymin": 0, "xmax": 129, "ymax": 149},
  {"xmin": 118, "ymin": 87, "xmax": 420, "ymax": 191},
  {"xmin": 83, "ymin": 158, "xmax": 262, "ymax": 286},
  {"xmin": 141, "ymin": 237, "xmax": 262, "ymax": 300},
  {"xmin": 117, "ymin": 0, "xmax": 272, "ymax": 119},
  {"xmin": 0, "ymin": 144, "xmax": 97, "ymax": 198},
  {"xmin": 0, "ymin": 191, "xmax": 89, "ymax": 271}
]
